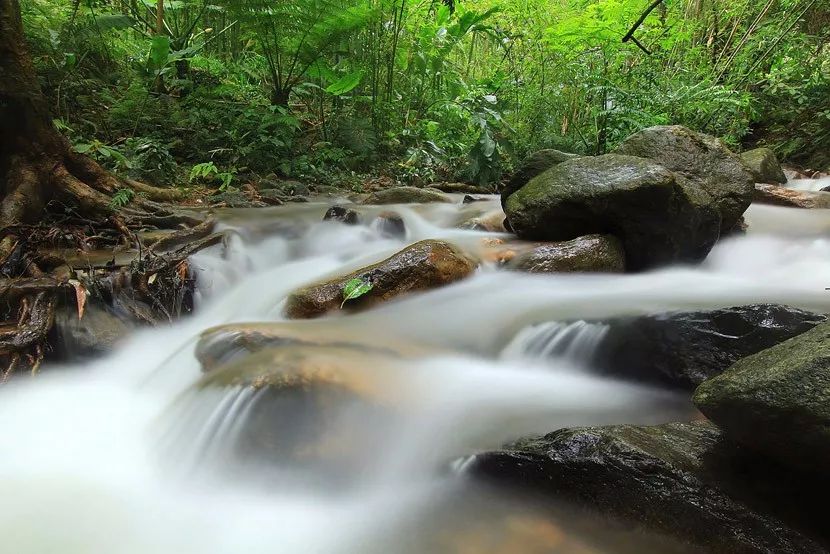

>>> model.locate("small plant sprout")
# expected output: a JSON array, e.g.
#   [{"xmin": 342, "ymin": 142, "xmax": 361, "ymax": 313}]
[{"xmin": 340, "ymin": 277, "xmax": 373, "ymax": 309}]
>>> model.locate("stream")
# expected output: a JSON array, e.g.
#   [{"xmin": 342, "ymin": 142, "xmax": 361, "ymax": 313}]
[{"xmin": 1, "ymin": 194, "xmax": 829, "ymax": 553}]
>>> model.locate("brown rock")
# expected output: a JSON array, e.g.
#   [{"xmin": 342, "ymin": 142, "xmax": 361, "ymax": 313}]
[
  {"xmin": 284, "ymin": 240, "xmax": 477, "ymax": 319},
  {"xmin": 753, "ymin": 183, "xmax": 830, "ymax": 209},
  {"xmin": 505, "ymin": 234, "xmax": 626, "ymax": 273}
]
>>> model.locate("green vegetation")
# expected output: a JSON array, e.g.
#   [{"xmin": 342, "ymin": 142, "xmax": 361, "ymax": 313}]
[{"xmin": 22, "ymin": 0, "xmax": 830, "ymax": 191}]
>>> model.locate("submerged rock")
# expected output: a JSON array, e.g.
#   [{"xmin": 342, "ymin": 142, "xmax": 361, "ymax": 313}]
[
  {"xmin": 471, "ymin": 421, "xmax": 827, "ymax": 553},
  {"xmin": 596, "ymin": 305, "xmax": 826, "ymax": 389},
  {"xmin": 458, "ymin": 210, "xmax": 507, "ymax": 233},
  {"xmin": 323, "ymin": 206, "xmax": 361, "ymax": 225},
  {"xmin": 362, "ymin": 186, "xmax": 452, "ymax": 205},
  {"xmin": 372, "ymin": 211, "xmax": 406, "ymax": 238},
  {"xmin": 741, "ymin": 148, "xmax": 787, "ymax": 184},
  {"xmin": 504, "ymin": 154, "xmax": 719, "ymax": 270},
  {"xmin": 615, "ymin": 125, "xmax": 754, "ymax": 232},
  {"xmin": 52, "ymin": 305, "xmax": 132, "ymax": 359},
  {"xmin": 501, "ymin": 149, "xmax": 579, "ymax": 206},
  {"xmin": 505, "ymin": 234, "xmax": 625, "ymax": 273},
  {"xmin": 693, "ymin": 322, "xmax": 830, "ymax": 473},
  {"xmin": 753, "ymin": 183, "xmax": 830, "ymax": 209},
  {"xmin": 284, "ymin": 239, "xmax": 476, "ymax": 319}
]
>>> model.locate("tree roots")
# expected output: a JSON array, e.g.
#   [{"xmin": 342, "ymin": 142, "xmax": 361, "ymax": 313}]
[{"xmin": 0, "ymin": 149, "xmax": 217, "ymax": 380}]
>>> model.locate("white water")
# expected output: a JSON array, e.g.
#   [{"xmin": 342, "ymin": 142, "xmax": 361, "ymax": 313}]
[
  {"xmin": 786, "ymin": 175, "xmax": 830, "ymax": 192},
  {"xmin": 1, "ymin": 197, "xmax": 829, "ymax": 553}
]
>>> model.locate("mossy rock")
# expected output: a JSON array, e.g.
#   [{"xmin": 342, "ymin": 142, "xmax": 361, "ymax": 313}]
[
  {"xmin": 693, "ymin": 321, "xmax": 830, "ymax": 472},
  {"xmin": 505, "ymin": 234, "xmax": 625, "ymax": 273},
  {"xmin": 741, "ymin": 148, "xmax": 787, "ymax": 184},
  {"xmin": 361, "ymin": 186, "xmax": 452, "ymax": 205}
]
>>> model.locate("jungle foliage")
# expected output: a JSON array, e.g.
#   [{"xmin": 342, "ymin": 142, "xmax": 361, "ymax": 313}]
[{"xmin": 21, "ymin": 0, "xmax": 830, "ymax": 189}]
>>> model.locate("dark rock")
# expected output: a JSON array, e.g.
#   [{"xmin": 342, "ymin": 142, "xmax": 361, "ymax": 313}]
[
  {"xmin": 504, "ymin": 154, "xmax": 720, "ymax": 270},
  {"xmin": 596, "ymin": 305, "xmax": 826, "ymax": 389},
  {"xmin": 471, "ymin": 421, "xmax": 827, "ymax": 553},
  {"xmin": 693, "ymin": 321, "xmax": 830, "ymax": 473},
  {"xmin": 372, "ymin": 211, "xmax": 406, "ymax": 238},
  {"xmin": 615, "ymin": 125, "xmax": 754, "ymax": 232},
  {"xmin": 429, "ymin": 182, "xmax": 484, "ymax": 194},
  {"xmin": 821, "ymin": 185, "xmax": 830, "ymax": 193},
  {"xmin": 362, "ymin": 186, "xmax": 452, "ymax": 205},
  {"xmin": 741, "ymin": 148, "xmax": 787, "ymax": 184},
  {"xmin": 753, "ymin": 183, "xmax": 830, "ymax": 209},
  {"xmin": 52, "ymin": 305, "xmax": 132, "ymax": 359},
  {"xmin": 505, "ymin": 234, "xmax": 625, "ymax": 273},
  {"xmin": 323, "ymin": 206, "xmax": 361, "ymax": 225},
  {"xmin": 501, "ymin": 149, "xmax": 579, "ymax": 206},
  {"xmin": 259, "ymin": 177, "xmax": 310, "ymax": 196},
  {"xmin": 284, "ymin": 240, "xmax": 476, "ymax": 319},
  {"xmin": 462, "ymin": 194, "xmax": 486, "ymax": 204}
]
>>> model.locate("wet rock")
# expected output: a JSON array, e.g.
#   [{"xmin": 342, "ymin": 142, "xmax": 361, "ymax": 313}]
[
  {"xmin": 323, "ymin": 206, "xmax": 361, "ymax": 225},
  {"xmin": 52, "ymin": 305, "xmax": 132, "ymax": 359},
  {"xmin": 693, "ymin": 322, "xmax": 830, "ymax": 473},
  {"xmin": 753, "ymin": 183, "xmax": 830, "ymax": 209},
  {"xmin": 372, "ymin": 211, "xmax": 406, "ymax": 238},
  {"xmin": 471, "ymin": 421, "xmax": 827, "ymax": 553},
  {"xmin": 458, "ymin": 211, "xmax": 507, "ymax": 233},
  {"xmin": 361, "ymin": 186, "xmax": 452, "ymax": 205},
  {"xmin": 462, "ymin": 194, "xmax": 486, "ymax": 204},
  {"xmin": 596, "ymin": 305, "xmax": 826, "ymax": 389},
  {"xmin": 284, "ymin": 240, "xmax": 476, "ymax": 319},
  {"xmin": 821, "ymin": 185, "xmax": 830, "ymax": 193},
  {"xmin": 501, "ymin": 149, "xmax": 580, "ymax": 206},
  {"xmin": 505, "ymin": 234, "xmax": 625, "ymax": 273},
  {"xmin": 504, "ymin": 154, "xmax": 720, "ymax": 270},
  {"xmin": 210, "ymin": 191, "xmax": 264, "ymax": 208},
  {"xmin": 741, "ymin": 148, "xmax": 787, "ymax": 184},
  {"xmin": 615, "ymin": 125, "xmax": 754, "ymax": 232},
  {"xmin": 197, "ymin": 344, "xmax": 405, "ymax": 474}
]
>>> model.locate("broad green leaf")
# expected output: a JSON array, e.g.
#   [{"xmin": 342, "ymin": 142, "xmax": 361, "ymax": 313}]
[
  {"xmin": 149, "ymin": 36, "xmax": 170, "ymax": 69},
  {"xmin": 340, "ymin": 277, "xmax": 373, "ymax": 308},
  {"xmin": 325, "ymin": 71, "xmax": 364, "ymax": 96}
]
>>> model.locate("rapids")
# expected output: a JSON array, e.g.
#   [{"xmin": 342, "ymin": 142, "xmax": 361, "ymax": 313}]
[{"xmin": 1, "ymin": 196, "xmax": 829, "ymax": 553}]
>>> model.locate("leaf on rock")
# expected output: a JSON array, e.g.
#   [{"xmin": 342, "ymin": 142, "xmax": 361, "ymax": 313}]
[{"xmin": 340, "ymin": 277, "xmax": 374, "ymax": 309}]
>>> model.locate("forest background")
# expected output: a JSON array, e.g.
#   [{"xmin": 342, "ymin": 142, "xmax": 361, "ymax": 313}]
[{"xmin": 21, "ymin": 0, "xmax": 830, "ymax": 193}]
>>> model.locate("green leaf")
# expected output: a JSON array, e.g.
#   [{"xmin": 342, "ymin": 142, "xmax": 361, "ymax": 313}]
[
  {"xmin": 325, "ymin": 70, "xmax": 364, "ymax": 96},
  {"xmin": 149, "ymin": 36, "xmax": 170, "ymax": 69},
  {"xmin": 340, "ymin": 277, "xmax": 373, "ymax": 308}
]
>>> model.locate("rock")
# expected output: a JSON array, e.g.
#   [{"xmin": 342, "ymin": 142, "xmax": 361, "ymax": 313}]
[
  {"xmin": 822, "ymin": 185, "xmax": 830, "ymax": 193},
  {"xmin": 323, "ymin": 206, "xmax": 360, "ymax": 225},
  {"xmin": 504, "ymin": 154, "xmax": 720, "ymax": 270},
  {"xmin": 693, "ymin": 322, "xmax": 830, "ymax": 473},
  {"xmin": 596, "ymin": 305, "xmax": 826, "ymax": 389},
  {"xmin": 210, "ymin": 191, "xmax": 264, "ymax": 208},
  {"xmin": 501, "ymin": 149, "xmax": 580, "ymax": 207},
  {"xmin": 753, "ymin": 183, "xmax": 830, "ymax": 209},
  {"xmin": 52, "ymin": 305, "xmax": 132, "ymax": 359},
  {"xmin": 462, "ymin": 194, "xmax": 486, "ymax": 204},
  {"xmin": 361, "ymin": 186, "xmax": 452, "ymax": 205},
  {"xmin": 371, "ymin": 211, "xmax": 406, "ymax": 238},
  {"xmin": 458, "ymin": 210, "xmax": 507, "ymax": 233},
  {"xmin": 615, "ymin": 125, "xmax": 754, "ymax": 231},
  {"xmin": 741, "ymin": 148, "xmax": 787, "ymax": 184},
  {"xmin": 505, "ymin": 234, "xmax": 625, "ymax": 273},
  {"xmin": 471, "ymin": 421, "xmax": 827, "ymax": 553},
  {"xmin": 258, "ymin": 177, "xmax": 310, "ymax": 196},
  {"xmin": 197, "ymin": 344, "xmax": 405, "ymax": 474},
  {"xmin": 428, "ymin": 182, "xmax": 484, "ymax": 194},
  {"xmin": 284, "ymin": 240, "xmax": 476, "ymax": 318}
]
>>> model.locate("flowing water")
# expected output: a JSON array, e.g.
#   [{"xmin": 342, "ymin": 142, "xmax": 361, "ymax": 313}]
[{"xmin": 1, "ymin": 196, "xmax": 829, "ymax": 553}]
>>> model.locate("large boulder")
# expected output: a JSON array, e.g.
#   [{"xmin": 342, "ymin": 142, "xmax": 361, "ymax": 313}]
[
  {"xmin": 501, "ymin": 149, "xmax": 579, "ymax": 206},
  {"xmin": 741, "ymin": 148, "xmax": 787, "ymax": 184},
  {"xmin": 504, "ymin": 154, "xmax": 720, "ymax": 270},
  {"xmin": 505, "ymin": 234, "xmax": 625, "ymax": 273},
  {"xmin": 52, "ymin": 305, "xmax": 132, "ymax": 359},
  {"xmin": 284, "ymin": 239, "xmax": 476, "ymax": 318},
  {"xmin": 361, "ymin": 186, "xmax": 452, "ymax": 205},
  {"xmin": 753, "ymin": 183, "xmax": 830, "ymax": 209},
  {"xmin": 595, "ymin": 305, "xmax": 826, "ymax": 389},
  {"xmin": 693, "ymin": 322, "xmax": 830, "ymax": 473},
  {"xmin": 471, "ymin": 421, "xmax": 827, "ymax": 553},
  {"xmin": 615, "ymin": 125, "xmax": 754, "ymax": 232}
]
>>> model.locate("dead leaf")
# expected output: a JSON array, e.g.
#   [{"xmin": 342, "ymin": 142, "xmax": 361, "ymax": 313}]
[
  {"xmin": 147, "ymin": 273, "xmax": 157, "ymax": 284},
  {"xmin": 69, "ymin": 279, "xmax": 86, "ymax": 320},
  {"xmin": 176, "ymin": 261, "xmax": 188, "ymax": 281}
]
